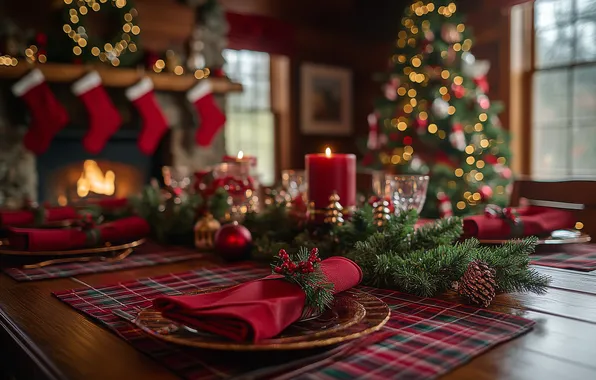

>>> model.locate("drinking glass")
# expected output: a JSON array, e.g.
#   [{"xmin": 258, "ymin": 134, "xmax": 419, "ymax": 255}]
[
  {"xmin": 385, "ymin": 175, "xmax": 429, "ymax": 215},
  {"xmin": 281, "ymin": 169, "xmax": 307, "ymax": 200},
  {"xmin": 371, "ymin": 170, "xmax": 386, "ymax": 197}
]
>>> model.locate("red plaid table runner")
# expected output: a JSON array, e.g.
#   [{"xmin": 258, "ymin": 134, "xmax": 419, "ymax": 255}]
[
  {"xmin": 54, "ymin": 263, "xmax": 534, "ymax": 380},
  {"xmin": 530, "ymin": 244, "xmax": 596, "ymax": 272},
  {"xmin": 3, "ymin": 242, "xmax": 204, "ymax": 281}
]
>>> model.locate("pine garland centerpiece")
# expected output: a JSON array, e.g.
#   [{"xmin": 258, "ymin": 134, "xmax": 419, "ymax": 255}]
[{"xmin": 246, "ymin": 202, "xmax": 550, "ymax": 306}]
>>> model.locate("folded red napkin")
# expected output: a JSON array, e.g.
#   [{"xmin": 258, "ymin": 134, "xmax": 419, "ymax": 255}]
[
  {"xmin": 83, "ymin": 198, "xmax": 129, "ymax": 211},
  {"xmin": 153, "ymin": 256, "xmax": 363, "ymax": 342},
  {"xmin": 463, "ymin": 206, "xmax": 576, "ymax": 239},
  {"xmin": 7, "ymin": 216, "xmax": 150, "ymax": 251},
  {"xmin": 0, "ymin": 206, "xmax": 78, "ymax": 227}
]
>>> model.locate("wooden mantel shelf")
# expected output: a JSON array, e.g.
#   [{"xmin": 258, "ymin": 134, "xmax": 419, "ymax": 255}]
[{"xmin": 0, "ymin": 62, "xmax": 243, "ymax": 94}]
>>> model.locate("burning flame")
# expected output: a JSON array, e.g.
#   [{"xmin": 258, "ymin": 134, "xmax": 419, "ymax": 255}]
[
  {"xmin": 237, "ymin": 150, "xmax": 244, "ymax": 159},
  {"xmin": 325, "ymin": 147, "xmax": 332, "ymax": 157},
  {"xmin": 77, "ymin": 160, "xmax": 115, "ymax": 198}
]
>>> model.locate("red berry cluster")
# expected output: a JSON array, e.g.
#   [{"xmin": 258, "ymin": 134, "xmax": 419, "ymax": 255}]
[{"xmin": 274, "ymin": 248, "xmax": 322, "ymax": 275}]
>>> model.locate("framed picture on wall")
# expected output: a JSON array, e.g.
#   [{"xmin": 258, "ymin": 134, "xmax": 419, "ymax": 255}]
[{"xmin": 300, "ymin": 63, "xmax": 352, "ymax": 135}]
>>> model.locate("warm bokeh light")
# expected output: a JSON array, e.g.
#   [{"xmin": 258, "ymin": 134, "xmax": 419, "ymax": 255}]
[
  {"xmin": 237, "ymin": 150, "xmax": 244, "ymax": 159},
  {"xmin": 325, "ymin": 147, "xmax": 332, "ymax": 157}
]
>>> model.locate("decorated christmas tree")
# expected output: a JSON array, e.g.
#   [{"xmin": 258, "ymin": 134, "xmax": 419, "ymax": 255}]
[{"xmin": 362, "ymin": 0, "xmax": 513, "ymax": 218}]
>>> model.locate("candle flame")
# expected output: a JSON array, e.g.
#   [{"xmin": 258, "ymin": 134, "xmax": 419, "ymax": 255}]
[
  {"xmin": 237, "ymin": 150, "xmax": 244, "ymax": 159},
  {"xmin": 325, "ymin": 147, "xmax": 332, "ymax": 157}
]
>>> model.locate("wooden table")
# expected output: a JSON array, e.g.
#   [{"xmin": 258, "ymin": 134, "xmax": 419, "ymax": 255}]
[{"xmin": 1, "ymin": 254, "xmax": 596, "ymax": 380}]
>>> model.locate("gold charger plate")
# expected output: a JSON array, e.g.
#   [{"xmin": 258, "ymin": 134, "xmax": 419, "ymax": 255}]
[
  {"xmin": 134, "ymin": 288, "xmax": 390, "ymax": 351},
  {"xmin": 480, "ymin": 234, "xmax": 591, "ymax": 245},
  {"xmin": 0, "ymin": 238, "xmax": 146, "ymax": 256}
]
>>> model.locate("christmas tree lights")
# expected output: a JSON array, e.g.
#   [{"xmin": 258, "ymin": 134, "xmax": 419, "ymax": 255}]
[{"xmin": 363, "ymin": 0, "xmax": 513, "ymax": 218}]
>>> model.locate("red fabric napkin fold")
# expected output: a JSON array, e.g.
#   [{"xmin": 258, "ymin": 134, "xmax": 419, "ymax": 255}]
[
  {"xmin": 153, "ymin": 256, "xmax": 363, "ymax": 342},
  {"xmin": 7, "ymin": 216, "xmax": 150, "ymax": 251},
  {"xmin": 0, "ymin": 206, "xmax": 78, "ymax": 227},
  {"xmin": 463, "ymin": 206, "xmax": 576, "ymax": 239},
  {"xmin": 86, "ymin": 198, "xmax": 129, "ymax": 211}
]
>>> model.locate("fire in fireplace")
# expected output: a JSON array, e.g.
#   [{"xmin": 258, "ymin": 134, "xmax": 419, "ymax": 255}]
[
  {"xmin": 36, "ymin": 132, "xmax": 161, "ymax": 204},
  {"xmin": 76, "ymin": 160, "xmax": 116, "ymax": 198},
  {"xmin": 50, "ymin": 159, "xmax": 144, "ymax": 206}
]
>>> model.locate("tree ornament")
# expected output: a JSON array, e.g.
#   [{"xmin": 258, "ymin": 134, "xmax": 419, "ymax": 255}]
[
  {"xmin": 494, "ymin": 163, "xmax": 512, "ymax": 179},
  {"xmin": 373, "ymin": 200, "xmax": 392, "ymax": 228},
  {"xmin": 457, "ymin": 260, "xmax": 497, "ymax": 307},
  {"xmin": 194, "ymin": 213, "xmax": 221, "ymax": 250},
  {"xmin": 441, "ymin": 24, "xmax": 461, "ymax": 43},
  {"xmin": 424, "ymin": 30, "xmax": 435, "ymax": 42},
  {"xmin": 367, "ymin": 113, "xmax": 379, "ymax": 149},
  {"xmin": 437, "ymin": 191, "xmax": 453, "ymax": 218},
  {"xmin": 479, "ymin": 185, "xmax": 493, "ymax": 201},
  {"xmin": 452, "ymin": 83, "xmax": 466, "ymax": 98},
  {"xmin": 450, "ymin": 123, "xmax": 466, "ymax": 151},
  {"xmin": 478, "ymin": 94, "xmax": 491, "ymax": 110},
  {"xmin": 415, "ymin": 117, "xmax": 428, "ymax": 130},
  {"xmin": 324, "ymin": 192, "xmax": 344, "ymax": 227},
  {"xmin": 432, "ymin": 98, "xmax": 450, "ymax": 119},
  {"xmin": 61, "ymin": 0, "xmax": 142, "ymax": 67},
  {"xmin": 214, "ymin": 222, "xmax": 252, "ymax": 261},
  {"xmin": 383, "ymin": 76, "xmax": 400, "ymax": 100},
  {"xmin": 462, "ymin": 58, "xmax": 491, "ymax": 93}
]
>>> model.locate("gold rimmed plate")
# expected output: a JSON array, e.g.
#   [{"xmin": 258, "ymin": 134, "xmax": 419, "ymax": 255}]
[
  {"xmin": 480, "ymin": 234, "xmax": 591, "ymax": 245},
  {"xmin": 0, "ymin": 238, "xmax": 146, "ymax": 256},
  {"xmin": 134, "ymin": 288, "xmax": 390, "ymax": 351}
]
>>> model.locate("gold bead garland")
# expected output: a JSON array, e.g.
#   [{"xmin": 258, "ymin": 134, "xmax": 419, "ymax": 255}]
[{"xmin": 62, "ymin": 0, "xmax": 140, "ymax": 66}]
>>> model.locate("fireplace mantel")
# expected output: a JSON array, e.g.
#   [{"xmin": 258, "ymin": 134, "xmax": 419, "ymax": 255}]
[{"xmin": 0, "ymin": 63, "xmax": 243, "ymax": 93}]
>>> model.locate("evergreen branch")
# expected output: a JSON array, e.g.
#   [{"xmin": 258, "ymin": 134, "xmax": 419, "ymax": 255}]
[{"xmin": 409, "ymin": 216, "xmax": 463, "ymax": 251}]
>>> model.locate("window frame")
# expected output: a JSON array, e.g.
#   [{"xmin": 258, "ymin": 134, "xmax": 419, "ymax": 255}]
[{"xmin": 520, "ymin": 0, "xmax": 596, "ymax": 179}]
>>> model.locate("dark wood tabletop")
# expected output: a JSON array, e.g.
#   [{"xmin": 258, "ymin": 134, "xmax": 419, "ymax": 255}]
[{"xmin": 1, "ymin": 249, "xmax": 596, "ymax": 380}]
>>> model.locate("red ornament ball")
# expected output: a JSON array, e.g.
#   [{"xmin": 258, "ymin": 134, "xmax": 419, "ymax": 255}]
[
  {"xmin": 480, "ymin": 185, "xmax": 494, "ymax": 200},
  {"xmin": 500, "ymin": 167, "xmax": 513, "ymax": 179},
  {"xmin": 214, "ymin": 223, "xmax": 252, "ymax": 261}
]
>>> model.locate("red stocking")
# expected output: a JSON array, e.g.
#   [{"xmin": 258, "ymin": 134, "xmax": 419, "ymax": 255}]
[
  {"xmin": 125, "ymin": 77, "xmax": 168, "ymax": 155},
  {"xmin": 72, "ymin": 71, "xmax": 122, "ymax": 154},
  {"xmin": 12, "ymin": 69, "xmax": 69, "ymax": 155},
  {"xmin": 187, "ymin": 80, "xmax": 226, "ymax": 146}
]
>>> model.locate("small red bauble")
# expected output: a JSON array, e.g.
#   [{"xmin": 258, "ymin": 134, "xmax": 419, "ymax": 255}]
[
  {"xmin": 480, "ymin": 185, "xmax": 493, "ymax": 200},
  {"xmin": 214, "ymin": 223, "xmax": 252, "ymax": 261}
]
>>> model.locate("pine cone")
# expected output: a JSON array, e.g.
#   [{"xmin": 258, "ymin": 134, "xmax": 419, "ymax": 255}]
[{"xmin": 458, "ymin": 260, "xmax": 497, "ymax": 307}]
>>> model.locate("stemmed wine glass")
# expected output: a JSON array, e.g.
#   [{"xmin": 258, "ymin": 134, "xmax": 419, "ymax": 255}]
[{"xmin": 385, "ymin": 175, "xmax": 430, "ymax": 215}]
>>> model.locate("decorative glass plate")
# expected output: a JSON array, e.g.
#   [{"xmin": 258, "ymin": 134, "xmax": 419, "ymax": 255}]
[
  {"xmin": 0, "ymin": 239, "xmax": 145, "ymax": 268},
  {"xmin": 134, "ymin": 288, "xmax": 390, "ymax": 351},
  {"xmin": 480, "ymin": 234, "xmax": 591, "ymax": 245},
  {"xmin": 0, "ymin": 238, "xmax": 145, "ymax": 256}
]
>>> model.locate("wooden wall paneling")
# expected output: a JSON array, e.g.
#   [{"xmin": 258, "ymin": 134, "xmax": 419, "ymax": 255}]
[{"xmin": 134, "ymin": 0, "xmax": 195, "ymax": 53}]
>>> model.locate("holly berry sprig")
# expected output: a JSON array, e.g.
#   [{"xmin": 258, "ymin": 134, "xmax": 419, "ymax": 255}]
[
  {"xmin": 271, "ymin": 247, "xmax": 334, "ymax": 313},
  {"xmin": 273, "ymin": 248, "xmax": 321, "ymax": 275}
]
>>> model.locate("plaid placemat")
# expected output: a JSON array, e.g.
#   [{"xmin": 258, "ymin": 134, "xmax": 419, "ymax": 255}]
[
  {"xmin": 3, "ymin": 242, "xmax": 205, "ymax": 281},
  {"xmin": 530, "ymin": 244, "xmax": 596, "ymax": 272},
  {"xmin": 54, "ymin": 263, "xmax": 535, "ymax": 380}
]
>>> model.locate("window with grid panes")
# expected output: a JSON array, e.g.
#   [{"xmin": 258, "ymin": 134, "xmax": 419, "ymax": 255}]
[
  {"xmin": 532, "ymin": 0, "xmax": 596, "ymax": 178},
  {"xmin": 223, "ymin": 49, "xmax": 275, "ymax": 186}
]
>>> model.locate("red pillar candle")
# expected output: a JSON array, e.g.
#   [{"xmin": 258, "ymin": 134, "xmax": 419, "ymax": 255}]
[{"xmin": 305, "ymin": 148, "xmax": 356, "ymax": 210}]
